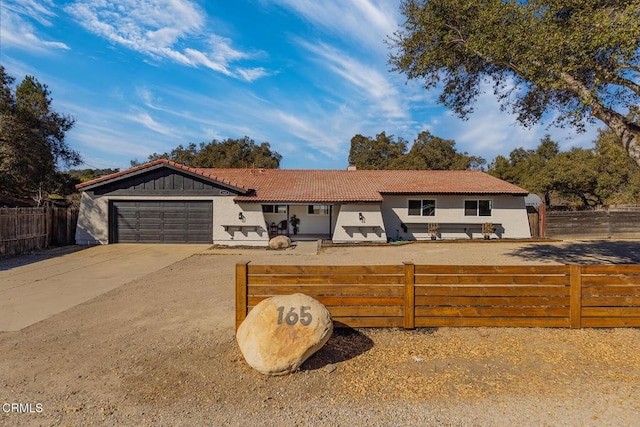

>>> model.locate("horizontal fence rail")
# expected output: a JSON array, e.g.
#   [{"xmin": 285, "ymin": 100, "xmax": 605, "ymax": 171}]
[
  {"xmin": 235, "ymin": 263, "xmax": 640, "ymax": 330},
  {"xmin": 545, "ymin": 209, "xmax": 640, "ymax": 238}
]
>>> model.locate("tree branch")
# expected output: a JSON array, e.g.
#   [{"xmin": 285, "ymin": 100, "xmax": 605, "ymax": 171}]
[
  {"xmin": 558, "ymin": 70, "xmax": 640, "ymax": 166},
  {"xmin": 617, "ymin": 62, "xmax": 640, "ymax": 74},
  {"xmin": 595, "ymin": 67, "xmax": 640, "ymax": 96},
  {"xmin": 444, "ymin": 24, "xmax": 527, "ymax": 78}
]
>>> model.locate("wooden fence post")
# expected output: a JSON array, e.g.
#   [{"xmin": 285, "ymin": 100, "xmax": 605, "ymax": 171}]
[
  {"xmin": 403, "ymin": 262, "xmax": 415, "ymax": 329},
  {"xmin": 569, "ymin": 264, "xmax": 582, "ymax": 329},
  {"xmin": 235, "ymin": 261, "xmax": 250, "ymax": 331},
  {"xmin": 539, "ymin": 203, "xmax": 546, "ymax": 239},
  {"xmin": 46, "ymin": 207, "xmax": 53, "ymax": 248}
]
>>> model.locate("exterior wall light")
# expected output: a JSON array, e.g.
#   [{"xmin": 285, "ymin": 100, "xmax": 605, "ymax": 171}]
[
  {"xmin": 238, "ymin": 212, "xmax": 245, "ymax": 221},
  {"xmin": 359, "ymin": 212, "xmax": 365, "ymax": 222}
]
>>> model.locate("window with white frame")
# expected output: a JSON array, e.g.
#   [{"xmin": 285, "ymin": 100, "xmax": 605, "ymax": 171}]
[
  {"xmin": 307, "ymin": 204, "xmax": 330, "ymax": 215},
  {"xmin": 262, "ymin": 205, "xmax": 287, "ymax": 213},
  {"xmin": 408, "ymin": 199, "xmax": 436, "ymax": 216},
  {"xmin": 464, "ymin": 200, "xmax": 492, "ymax": 216}
]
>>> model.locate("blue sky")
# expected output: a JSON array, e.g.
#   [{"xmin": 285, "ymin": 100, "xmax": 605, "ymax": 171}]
[{"xmin": 1, "ymin": 0, "xmax": 600, "ymax": 171}]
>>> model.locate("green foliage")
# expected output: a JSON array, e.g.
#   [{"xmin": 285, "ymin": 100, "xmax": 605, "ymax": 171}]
[
  {"xmin": 51, "ymin": 172, "xmax": 82, "ymax": 198},
  {"xmin": 67, "ymin": 168, "xmax": 120, "ymax": 183},
  {"xmin": 390, "ymin": 0, "xmax": 640, "ymax": 166},
  {"xmin": 348, "ymin": 132, "xmax": 407, "ymax": 169},
  {"xmin": 592, "ymin": 129, "xmax": 640, "ymax": 204},
  {"xmin": 0, "ymin": 66, "xmax": 81, "ymax": 203},
  {"xmin": 133, "ymin": 137, "xmax": 282, "ymax": 168},
  {"xmin": 489, "ymin": 136, "xmax": 558, "ymax": 205},
  {"xmin": 349, "ymin": 131, "xmax": 484, "ymax": 170},
  {"xmin": 399, "ymin": 131, "xmax": 485, "ymax": 170},
  {"xmin": 489, "ymin": 132, "xmax": 640, "ymax": 207},
  {"xmin": 544, "ymin": 147, "xmax": 601, "ymax": 207}
]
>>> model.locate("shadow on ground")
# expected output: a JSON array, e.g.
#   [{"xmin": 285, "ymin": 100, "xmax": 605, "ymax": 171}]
[
  {"xmin": 509, "ymin": 240, "xmax": 640, "ymax": 264},
  {"xmin": 302, "ymin": 328, "xmax": 374, "ymax": 371},
  {"xmin": 0, "ymin": 245, "xmax": 88, "ymax": 271}
]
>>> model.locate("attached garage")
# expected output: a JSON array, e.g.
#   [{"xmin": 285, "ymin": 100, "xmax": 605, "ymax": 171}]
[
  {"xmin": 110, "ymin": 200, "xmax": 213, "ymax": 243},
  {"xmin": 75, "ymin": 161, "xmax": 251, "ymax": 245}
]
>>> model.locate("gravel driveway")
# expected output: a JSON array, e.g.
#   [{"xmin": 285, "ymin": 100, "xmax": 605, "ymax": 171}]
[{"xmin": 0, "ymin": 240, "xmax": 638, "ymax": 426}]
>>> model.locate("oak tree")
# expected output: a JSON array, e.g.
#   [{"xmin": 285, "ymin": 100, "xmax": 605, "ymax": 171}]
[
  {"xmin": 349, "ymin": 130, "xmax": 484, "ymax": 170},
  {"xmin": 348, "ymin": 132, "xmax": 407, "ymax": 169},
  {"xmin": 0, "ymin": 66, "xmax": 81, "ymax": 203},
  {"xmin": 133, "ymin": 137, "xmax": 282, "ymax": 168},
  {"xmin": 390, "ymin": 0, "xmax": 640, "ymax": 166},
  {"xmin": 393, "ymin": 131, "xmax": 485, "ymax": 170}
]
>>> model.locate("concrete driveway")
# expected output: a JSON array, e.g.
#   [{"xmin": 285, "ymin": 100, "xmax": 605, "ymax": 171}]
[{"xmin": 0, "ymin": 244, "xmax": 209, "ymax": 331}]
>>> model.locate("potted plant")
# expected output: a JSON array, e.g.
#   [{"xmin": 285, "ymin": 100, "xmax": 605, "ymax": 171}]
[
  {"xmin": 290, "ymin": 215, "xmax": 300, "ymax": 235},
  {"xmin": 428, "ymin": 223, "xmax": 440, "ymax": 240},
  {"xmin": 482, "ymin": 222, "xmax": 495, "ymax": 240}
]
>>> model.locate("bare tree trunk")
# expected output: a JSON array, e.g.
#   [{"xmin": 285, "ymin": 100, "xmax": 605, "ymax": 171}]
[
  {"xmin": 560, "ymin": 71, "xmax": 640, "ymax": 168},
  {"xmin": 593, "ymin": 107, "xmax": 640, "ymax": 168}
]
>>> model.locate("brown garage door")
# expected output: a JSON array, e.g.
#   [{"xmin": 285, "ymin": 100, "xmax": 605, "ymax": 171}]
[{"xmin": 110, "ymin": 201, "xmax": 213, "ymax": 243}]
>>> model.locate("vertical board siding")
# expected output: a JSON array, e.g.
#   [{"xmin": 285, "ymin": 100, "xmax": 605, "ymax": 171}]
[
  {"xmin": 237, "ymin": 263, "xmax": 640, "ymax": 329},
  {"xmin": 0, "ymin": 207, "xmax": 47, "ymax": 256},
  {"xmin": 0, "ymin": 207, "xmax": 78, "ymax": 257}
]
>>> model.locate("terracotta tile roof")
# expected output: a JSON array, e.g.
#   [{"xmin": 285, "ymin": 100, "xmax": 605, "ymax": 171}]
[
  {"xmin": 203, "ymin": 169, "xmax": 385, "ymax": 202},
  {"xmin": 76, "ymin": 160, "xmax": 528, "ymax": 201},
  {"xmin": 205, "ymin": 168, "xmax": 528, "ymax": 203}
]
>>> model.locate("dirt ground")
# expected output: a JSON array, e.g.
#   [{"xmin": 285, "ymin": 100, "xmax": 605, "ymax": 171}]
[{"xmin": 1, "ymin": 240, "xmax": 639, "ymax": 426}]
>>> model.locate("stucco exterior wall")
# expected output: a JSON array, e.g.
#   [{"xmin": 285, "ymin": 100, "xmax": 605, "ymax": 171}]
[
  {"xmin": 75, "ymin": 190, "xmax": 530, "ymax": 246},
  {"xmin": 332, "ymin": 204, "xmax": 387, "ymax": 243},
  {"xmin": 381, "ymin": 195, "xmax": 531, "ymax": 240},
  {"xmin": 213, "ymin": 200, "xmax": 269, "ymax": 246},
  {"xmin": 75, "ymin": 192, "xmax": 110, "ymax": 244},
  {"xmin": 286, "ymin": 205, "xmax": 333, "ymax": 235}
]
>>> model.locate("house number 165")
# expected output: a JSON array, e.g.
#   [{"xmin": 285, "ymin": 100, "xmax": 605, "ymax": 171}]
[{"xmin": 276, "ymin": 306, "xmax": 313, "ymax": 326}]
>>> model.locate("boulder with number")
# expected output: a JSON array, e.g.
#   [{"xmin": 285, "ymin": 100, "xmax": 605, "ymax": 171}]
[{"xmin": 236, "ymin": 293, "xmax": 333, "ymax": 375}]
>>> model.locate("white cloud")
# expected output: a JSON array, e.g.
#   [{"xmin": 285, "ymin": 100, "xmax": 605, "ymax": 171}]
[
  {"xmin": 127, "ymin": 111, "xmax": 177, "ymax": 136},
  {"xmin": 430, "ymin": 81, "xmax": 601, "ymax": 161},
  {"xmin": 0, "ymin": 1, "xmax": 70, "ymax": 52},
  {"xmin": 136, "ymin": 87, "xmax": 160, "ymax": 109},
  {"xmin": 65, "ymin": 0, "xmax": 268, "ymax": 81},
  {"xmin": 3, "ymin": 0, "xmax": 57, "ymax": 25},
  {"xmin": 299, "ymin": 41, "xmax": 405, "ymax": 119},
  {"xmin": 135, "ymin": 82, "xmax": 359, "ymax": 163},
  {"xmin": 265, "ymin": 0, "xmax": 398, "ymax": 55},
  {"xmin": 272, "ymin": 111, "xmax": 343, "ymax": 158},
  {"xmin": 236, "ymin": 67, "xmax": 270, "ymax": 83},
  {"xmin": 71, "ymin": 122, "xmax": 160, "ymax": 159},
  {"xmin": 65, "ymin": 0, "xmax": 203, "ymax": 54}
]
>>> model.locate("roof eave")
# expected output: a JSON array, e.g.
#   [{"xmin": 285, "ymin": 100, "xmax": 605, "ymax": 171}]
[{"xmin": 379, "ymin": 191, "xmax": 529, "ymax": 196}]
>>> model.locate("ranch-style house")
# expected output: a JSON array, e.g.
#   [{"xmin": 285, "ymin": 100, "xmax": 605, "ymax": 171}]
[{"xmin": 75, "ymin": 159, "xmax": 531, "ymax": 246}]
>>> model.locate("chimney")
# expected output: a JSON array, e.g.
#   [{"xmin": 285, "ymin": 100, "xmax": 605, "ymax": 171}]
[{"xmin": 347, "ymin": 163, "xmax": 357, "ymax": 171}]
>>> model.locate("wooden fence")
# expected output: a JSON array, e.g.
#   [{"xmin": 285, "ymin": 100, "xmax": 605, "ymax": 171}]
[
  {"xmin": 0, "ymin": 207, "xmax": 79, "ymax": 257},
  {"xmin": 546, "ymin": 208, "xmax": 640, "ymax": 239},
  {"xmin": 236, "ymin": 263, "xmax": 640, "ymax": 330}
]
